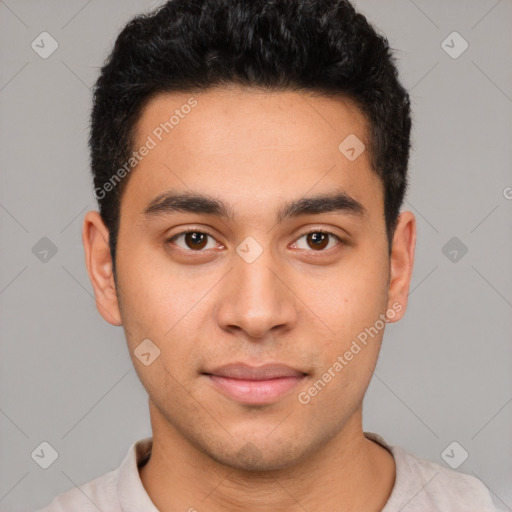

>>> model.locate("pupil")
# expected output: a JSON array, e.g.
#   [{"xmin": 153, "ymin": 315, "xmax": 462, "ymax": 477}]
[
  {"xmin": 308, "ymin": 232, "xmax": 328, "ymax": 250},
  {"xmin": 186, "ymin": 232, "xmax": 207, "ymax": 250}
]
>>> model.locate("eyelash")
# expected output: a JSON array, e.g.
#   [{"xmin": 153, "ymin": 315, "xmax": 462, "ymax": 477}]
[{"xmin": 166, "ymin": 228, "xmax": 344, "ymax": 253}]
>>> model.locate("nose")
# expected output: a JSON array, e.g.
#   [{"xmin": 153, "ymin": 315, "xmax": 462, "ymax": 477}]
[{"xmin": 215, "ymin": 249, "xmax": 299, "ymax": 340}]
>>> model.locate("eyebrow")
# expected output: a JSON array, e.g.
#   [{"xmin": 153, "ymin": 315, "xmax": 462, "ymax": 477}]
[{"xmin": 143, "ymin": 189, "xmax": 366, "ymax": 223}]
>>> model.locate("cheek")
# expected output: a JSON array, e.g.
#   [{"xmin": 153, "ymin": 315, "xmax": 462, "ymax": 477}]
[
  {"xmin": 299, "ymin": 287, "xmax": 388, "ymax": 414},
  {"xmin": 117, "ymin": 270, "xmax": 201, "ymax": 396},
  {"xmin": 305, "ymin": 256, "xmax": 389, "ymax": 338},
  {"xmin": 115, "ymin": 247, "xmax": 216, "ymax": 378},
  {"xmin": 296, "ymin": 255, "xmax": 390, "ymax": 393},
  {"xmin": 115, "ymin": 253, "xmax": 183, "ymax": 347}
]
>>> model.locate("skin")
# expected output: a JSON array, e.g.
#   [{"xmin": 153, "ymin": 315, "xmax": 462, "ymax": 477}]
[{"xmin": 83, "ymin": 85, "xmax": 416, "ymax": 511}]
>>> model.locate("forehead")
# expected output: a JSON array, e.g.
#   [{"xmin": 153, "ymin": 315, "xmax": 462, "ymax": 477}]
[
  {"xmin": 135, "ymin": 85, "xmax": 369, "ymax": 154},
  {"xmin": 124, "ymin": 86, "xmax": 382, "ymax": 220}
]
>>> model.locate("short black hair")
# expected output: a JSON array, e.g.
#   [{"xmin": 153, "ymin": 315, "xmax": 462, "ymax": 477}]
[{"xmin": 89, "ymin": 0, "xmax": 412, "ymax": 274}]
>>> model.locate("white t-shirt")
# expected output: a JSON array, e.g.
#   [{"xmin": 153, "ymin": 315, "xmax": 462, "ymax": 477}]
[{"xmin": 35, "ymin": 432, "xmax": 503, "ymax": 511}]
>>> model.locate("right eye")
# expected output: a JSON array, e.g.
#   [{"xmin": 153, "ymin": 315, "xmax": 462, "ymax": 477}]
[{"xmin": 167, "ymin": 230, "xmax": 221, "ymax": 252}]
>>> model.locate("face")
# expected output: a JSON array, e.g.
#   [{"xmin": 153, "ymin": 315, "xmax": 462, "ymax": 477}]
[{"xmin": 83, "ymin": 85, "xmax": 415, "ymax": 471}]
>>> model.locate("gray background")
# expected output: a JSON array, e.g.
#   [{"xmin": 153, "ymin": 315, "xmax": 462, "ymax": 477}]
[{"xmin": 0, "ymin": 0, "xmax": 511, "ymax": 510}]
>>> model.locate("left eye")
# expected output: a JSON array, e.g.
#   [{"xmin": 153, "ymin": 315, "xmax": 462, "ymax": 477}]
[{"xmin": 292, "ymin": 231, "xmax": 342, "ymax": 251}]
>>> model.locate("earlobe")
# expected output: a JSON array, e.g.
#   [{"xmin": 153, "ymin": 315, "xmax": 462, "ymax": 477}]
[
  {"xmin": 386, "ymin": 211, "xmax": 416, "ymax": 323},
  {"xmin": 82, "ymin": 211, "xmax": 122, "ymax": 326}
]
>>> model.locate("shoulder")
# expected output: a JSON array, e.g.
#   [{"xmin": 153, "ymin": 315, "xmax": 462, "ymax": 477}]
[
  {"xmin": 34, "ymin": 437, "xmax": 154, "ymax": 512},
  {"xmin": 34, "ymin": 469, "xmax": 119, "ymax": 512},
  {"xmin": 396, "ymin": 448, "xmax": 497, "ymax": 510},
  {"xmin": 365, "ymin": 432, "xmax": 501, "ymax": 512}
]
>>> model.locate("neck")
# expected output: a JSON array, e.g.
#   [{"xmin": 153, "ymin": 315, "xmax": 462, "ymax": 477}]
[{"xmin": 139, "ymin": 403, "xmax": 395, "ymax": 512}]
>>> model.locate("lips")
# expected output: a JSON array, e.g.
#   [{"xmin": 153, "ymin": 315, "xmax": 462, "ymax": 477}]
[
  {"xmin": 204, "ymin": 363, "xmax": 307, "ymax": 380},
  {"xmin": 203, "ymin": 363, "xmax": 307, "ymax": 405}
]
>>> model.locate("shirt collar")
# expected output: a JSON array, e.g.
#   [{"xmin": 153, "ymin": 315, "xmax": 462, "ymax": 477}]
[
  {"xmin": 116, "ymin": 433, "xmax": 399, "ymax": 511},
  {"xmin": 117, "ymin": 437, "xmax": 160, "ymax": 512}
]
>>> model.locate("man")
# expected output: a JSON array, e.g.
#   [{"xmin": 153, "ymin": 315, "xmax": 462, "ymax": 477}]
[{"xmin": 37, "ymin": 0, "xmax": 501, "ymax": 510}]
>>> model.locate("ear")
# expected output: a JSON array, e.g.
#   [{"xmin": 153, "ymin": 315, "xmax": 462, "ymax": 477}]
[
  {"xmin": 386, "ymin": 210, "xmax": 416, "ymax": 323},
  {"xmin": 82, "ymin": 211, "xmax": 122, "ymax": 326}
]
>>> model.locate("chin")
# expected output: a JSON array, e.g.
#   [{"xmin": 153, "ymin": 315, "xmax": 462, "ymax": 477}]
[{"xmin": 205, "ymin": 437, "xmax": 310, "ymax": 473}]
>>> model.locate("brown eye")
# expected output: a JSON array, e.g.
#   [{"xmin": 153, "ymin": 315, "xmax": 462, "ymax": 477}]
[
  {"xmin": 184, "ymin": 232, "xmax": 208, "ymax": 250},
  {"xmin": 307, "ymin": 232, "xmax": 329, "ymax": 250},
  {"xmin": 170, "ymin": 231, "xmax": 217, "ymax": 251},
  {"xmin": 293, "ymin": 231, "xmax": 342, "ymax": 251}
]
